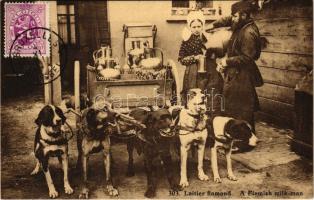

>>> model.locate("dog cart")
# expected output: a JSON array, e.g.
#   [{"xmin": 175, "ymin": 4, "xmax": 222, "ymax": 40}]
[{"xmin": 86, "ymin": 23, "xmax": 181, "ymax": 112}]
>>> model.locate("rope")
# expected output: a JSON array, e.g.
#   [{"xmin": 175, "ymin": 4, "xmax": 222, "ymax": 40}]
[
  {"xmin": 110, "ymin": 132, "xmax": 137, "ymax": 140},
  {"xmin": 64, "ymin": 121, "xmax": 75, "ymax": 141}
]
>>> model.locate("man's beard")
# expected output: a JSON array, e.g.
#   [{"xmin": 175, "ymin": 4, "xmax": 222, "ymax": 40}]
[{"xmin": 231, "ymin": 18, "xmax": 247, "ymax": 31}]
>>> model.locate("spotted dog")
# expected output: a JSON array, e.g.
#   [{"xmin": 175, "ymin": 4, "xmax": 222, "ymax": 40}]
[
  {"xmin": 31, "ymin": 105, "xmax": 73, "ymax": 198},
  {"xmin": 177, "ymin": 88, "xmax": 209, "ymax": 188},
  {"xmin": 209, "ymin": 116, "xmax": 258, "ymax": 183}
]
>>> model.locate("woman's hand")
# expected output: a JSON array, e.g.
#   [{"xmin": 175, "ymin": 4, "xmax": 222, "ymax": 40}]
[{"xmin": 194, "ymin": 54, "xmax": 204, "ymax": 60}]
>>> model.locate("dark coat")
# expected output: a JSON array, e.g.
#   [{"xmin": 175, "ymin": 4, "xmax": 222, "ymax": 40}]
[{"xmin": 223, "ymin": 20, "xmax": 263, "ymax": 127}]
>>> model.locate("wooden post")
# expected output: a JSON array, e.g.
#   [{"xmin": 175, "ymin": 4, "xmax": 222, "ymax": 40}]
[
  {"xmin": 50, "ymin": 2, "xmax": 62, "ymax": 105},
  {"xmin": 167, "ymin": 59, "xmax": 182, "ymax": 106},
  {"xmin": 40, "ymin": 56, "xmax": 52, "ymax": 104},
  {"xmin": 74, "ymin": 61, "xmax": 81, "ymax": 125}
]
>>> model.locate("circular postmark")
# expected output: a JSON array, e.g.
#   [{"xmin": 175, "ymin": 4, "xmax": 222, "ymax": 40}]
[{"xmin": 8, "ymin": 27, "xmax": 68, "ymax": 86}]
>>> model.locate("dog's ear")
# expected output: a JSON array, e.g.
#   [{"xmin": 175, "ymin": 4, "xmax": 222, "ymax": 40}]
[
  {"xmin": 130, "ymin": 108, "xmax": 150, "ymax": 125},
  {"xmin": 187, "ymin": 90, "xmax": 197, "ymax": 101},
  {"xmin": 55, "ymin": 106, "xmax": 66, "ymax": 124},
  {"xmin": 35, "ymin": 105, "xmax": 53, "ymax": 126},
  {"xmin": 150, "ymin": 109, "xmax": 171, "ymax": 122},
  {"xmin": 62, "ymin": 95, "xmax": 75, "ymax": 109},
  {"xmin": 238, "ymin": 121, "xmax": 252, "ymax": 138},
  {"xmin": 86, "ymin": 108, "xmax": 97, "ymax": 128},
  {"xmin": 172, "ymin": 108, "xmax": 182, "ymax": 120},
  {"xmin": 145, "ymin": 112, "xmax": 154, "ymax": 125},
  {"xmin": 224, "ymin": 119, "xmax": 237, "ymax": 137},
  {"xmin": 226, "ymin": 120, "xmax": 251, "ymax": 140}
]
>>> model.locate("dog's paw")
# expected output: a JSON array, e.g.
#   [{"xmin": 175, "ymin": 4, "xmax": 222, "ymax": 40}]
[
  {"xmin": 171, "ymin": 184, "xmax": 183, "ymax": 192},
  {"xmin": 198, "ymin": 173, "xmax": 209, "ymax": 181},
  {"xmin": 30, "ymin": 168, "xmax": 40, "ymax": 175},
  {"xmin": 49, "ymin": 189, "xmax": 59, "ymax": 198},
  {"xmin": 30, "ymin": 164, "xmax": 41, "ymax": 175},
  {"xmin": 213, "ymin": 176, "xmax": 222, "ymax": 183},
  {"xmin": 64, "ymin": 184, "xmax": 74, "ymax": 194},
  {"xmin": 144, "ymin": 188, "xmax": 156, "ymax": 198},
  {"xmin": 227, "ymin": 174, "xmax": 238, "ymax": 181},
  {"xmin": 79, "ymin": 188, "xmax": 89, "ymax": 199},
  {"xmin": 179, "ymin": 179, "xmax": 189, "ymax": 188},
  {"xmin": 106, "ymin": 185, "xmax": 119, "ymax": 196}
]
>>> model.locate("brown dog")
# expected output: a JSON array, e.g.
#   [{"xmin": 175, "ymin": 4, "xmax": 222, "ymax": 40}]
[
  {"xmin": 78, "ymin": 106, "xmax": 119, "ymax": 198},
  {"xmin": 130, "ymin": 108, "xmax": 182, "ymax": 198},
  {"xmin": 77, "ymin": 104, "xmax": 146, "ymax": 198}
]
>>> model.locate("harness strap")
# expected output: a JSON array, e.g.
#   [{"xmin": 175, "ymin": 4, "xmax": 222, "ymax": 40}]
[
  {"xmin": 40, "ymin": 138, "xmax": 68, "ymax": 146},
  {"xmin": 178, "ymin": 126, "xmax": 206, "ymax": 134},
  {"xmin": 177, "ymin": 112, "xmax": 206, "ymax": 134}
]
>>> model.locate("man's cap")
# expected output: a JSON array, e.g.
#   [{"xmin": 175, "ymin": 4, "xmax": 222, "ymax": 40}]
[{"xmin": 231, "ymin": 0, "xmax": 259, "ymax": 15}]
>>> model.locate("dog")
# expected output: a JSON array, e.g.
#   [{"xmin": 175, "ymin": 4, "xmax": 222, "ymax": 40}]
[
  {"xmin": 177, "ymin": 88, "xmax": 209, "ymax": 188},
  {"xmin": 209, "ymin": 116, "xmax": 258, "ymax": 183},
  {"xmin": 130, "ymin": 108, "xmax": 182, "ymax": 198},
  {"xmin": 31, "ymin": 105, "xmax": 73, "ymax": 198},
  {"xmin": 61, "ymin": 95, "xmax": 139, "ymax": 177},
  {"xmin": 77, "ymin": 104, "xmax": 146, "ymax": 198},
  {"xmin": 78, "ymin": 105, "xmax": 120, "ymax": 198}
]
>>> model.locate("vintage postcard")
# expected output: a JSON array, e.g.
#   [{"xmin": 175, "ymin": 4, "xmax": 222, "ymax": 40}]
[{"xmin": 1, "ymin": 0, "xmax": 313, "ymax": 199}]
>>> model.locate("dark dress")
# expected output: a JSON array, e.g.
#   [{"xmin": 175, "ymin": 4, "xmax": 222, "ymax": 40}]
[{"xmin": 178, "ymin": 34, "xmax": 223, "ymax": 108}]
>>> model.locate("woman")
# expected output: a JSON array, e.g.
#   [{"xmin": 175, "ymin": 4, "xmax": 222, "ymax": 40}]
[{"xmin": 178, "ymin": 11, "xmax": 223, "ymax": 112}]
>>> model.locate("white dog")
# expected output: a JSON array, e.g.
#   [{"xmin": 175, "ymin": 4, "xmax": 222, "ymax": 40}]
[{"xmin": 177, "ymin": 88, "xmax": 209, "ymax": 187}]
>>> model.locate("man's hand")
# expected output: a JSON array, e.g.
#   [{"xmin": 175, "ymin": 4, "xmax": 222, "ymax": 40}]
[
  {"xmin": 216, "ymin": 57, "xmax": 227, "ymax": 66},
  {"xmin": 216, "ymin": 57, "xmax": 227, "ymax": 73},
  {"xmin": 216, "ymin": 63, "xmax": 225, "ymax": 73},
  {"xmin": 205, "ymin": 23, "xmax": 215, "ymax": 32}
]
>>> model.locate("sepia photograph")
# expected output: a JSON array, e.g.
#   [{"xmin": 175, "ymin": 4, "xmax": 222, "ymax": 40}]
[{"xmin": 1, "ymin": 0, "xmax": 313, "ymax": 199}]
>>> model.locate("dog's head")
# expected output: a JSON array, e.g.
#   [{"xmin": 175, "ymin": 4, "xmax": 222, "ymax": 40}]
[
  {"xmin": 138, "ymin": 108, "xmax": 174, "ymax": 137},
  {"xmin": 61, "ymin": 94, "xmax": 92, "ymax": 112},
  {"xmin": 35, "ymin": 105, "xmax": 66, "ymax": 134},
  {"xmin": 186, "ymin": 89, "xmax": 206, "ymax": 115},
  {"xmin": 225, "ymin": 119, "xmax": 258, "ymax": 146},
  {"xmin": 85, "ymin": 107, "xmax": 117, "ymax": 134}
]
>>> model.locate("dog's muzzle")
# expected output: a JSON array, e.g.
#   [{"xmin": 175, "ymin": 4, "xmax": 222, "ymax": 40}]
[
  {"xmin": 47, "ymin": 128, "xmax": 63, "ymax": 138},
  {"xmin": 248, "ymin": 134, "xmax": 258, "ymax": 146},
  {"xmin": 159, "ymin": 127, "xmax": 176, "ymax": 137}
]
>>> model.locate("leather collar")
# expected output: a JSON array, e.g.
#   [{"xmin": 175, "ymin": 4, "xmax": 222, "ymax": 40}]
[
  {"xmin": 187, "ymin": 111, "xmax": 202, "ymax": 119},
  {"xmin": 40, "ymin": 138, "xmax": 68, "ymax": 146}
]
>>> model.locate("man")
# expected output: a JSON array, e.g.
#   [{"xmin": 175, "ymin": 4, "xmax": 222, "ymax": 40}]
[{"xmin": 210, "ymin": 1, "xmax": 264, "ymax": 151}]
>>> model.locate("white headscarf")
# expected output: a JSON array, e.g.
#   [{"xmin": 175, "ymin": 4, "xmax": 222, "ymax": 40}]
[{"xmin": 182, "ymin": 11, "xmax": 205, "ymax": 41}]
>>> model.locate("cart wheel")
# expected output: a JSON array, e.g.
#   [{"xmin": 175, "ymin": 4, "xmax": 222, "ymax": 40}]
[{"xmin": 166, "ymin": 59, "xmax": 181, "ymax": 106}]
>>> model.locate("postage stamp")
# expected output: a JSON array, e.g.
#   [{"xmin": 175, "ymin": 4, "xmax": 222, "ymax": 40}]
[
  {"xmin": 4, "ymin": 2, "xmax": 49, "ymax": 57},
  {"xmin": 8, "ymin": 27, "xmax": 68, "ymax": 85}
]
